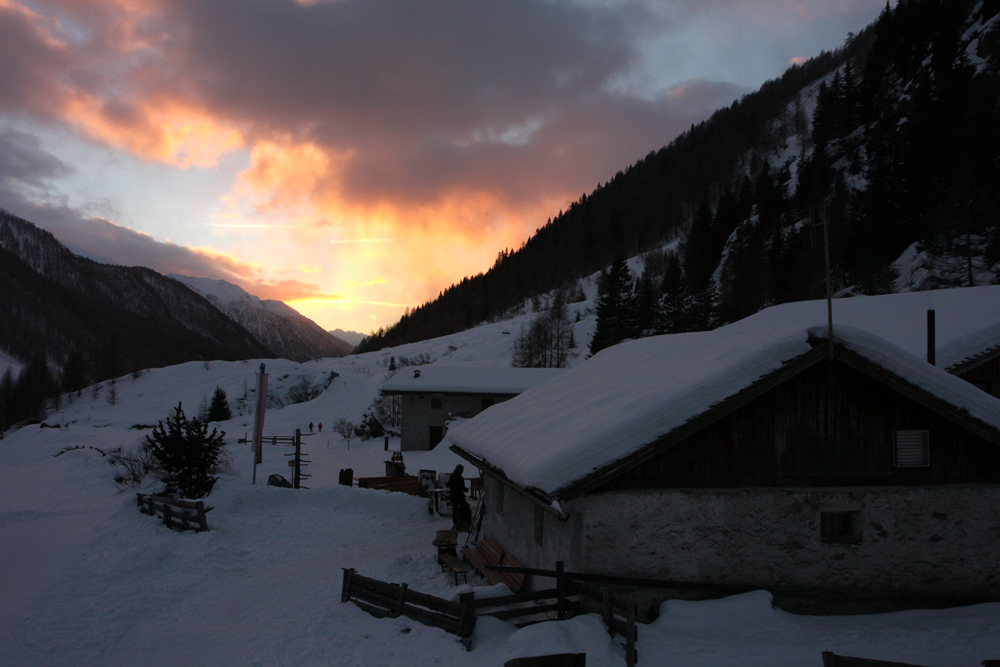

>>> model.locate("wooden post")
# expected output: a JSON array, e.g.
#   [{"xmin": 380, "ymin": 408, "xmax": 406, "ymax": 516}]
[
  {"xmin": 459, "ymin": 591, "xmax": 476, "ymax": 639},
  {"xmin": 556, "ymin": 560, "xmax": 566, "ymax": 620},
  {"xmin": 391, "ymin": 583, "xmax": 408, "ymax": 618},
  {"xmin": 341, "ymin": 568, "xmax": 355, "ymax": 603},
  {"xmin": 602, "ymin": 589, "xmax": 612, "ymax": 636},
  {"xmin": 625, "ymin": 602, "xmax": 637, "ymax": 667}
]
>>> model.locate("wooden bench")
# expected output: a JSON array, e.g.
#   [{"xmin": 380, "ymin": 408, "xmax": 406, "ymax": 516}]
[
  {"xmin": 461, "ymin": 536, "xmax": 526, "ymax": 593},
  {"xmin": 137, "ymin": 493, "xmax": 211, "ymax": 532},
  {"xmin": 439, "ymin": 553, "xmax": 470, "ymax": 585},
  {"xmin": 356, "ymin": 475, "xmax": 424, "ymax": 496}
]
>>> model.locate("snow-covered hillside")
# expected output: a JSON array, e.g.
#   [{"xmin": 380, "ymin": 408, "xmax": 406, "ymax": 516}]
[{"xmin": 171, "ymin": 274, "xmax": 354, "ymax": 362}]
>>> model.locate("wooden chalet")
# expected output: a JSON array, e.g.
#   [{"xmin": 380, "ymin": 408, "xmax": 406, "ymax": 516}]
[{"xmin": 446, "ymin": 287, "xmax": 1000, "ymax": 614}]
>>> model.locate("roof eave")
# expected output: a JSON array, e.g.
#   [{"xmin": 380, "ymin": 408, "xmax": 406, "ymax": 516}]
[
  {"xmin": 449, "ymin": 444, "xmax": 572, "ymax": 522},
  {"xmin": 945, "ymin": 345, "xmax": 1000, "ymax": 376}
]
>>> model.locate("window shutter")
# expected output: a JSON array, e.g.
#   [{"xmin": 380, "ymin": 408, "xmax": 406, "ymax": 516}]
[{"xmin": 894, "ymin": 430, "xmax": 930, "ymax": 467}]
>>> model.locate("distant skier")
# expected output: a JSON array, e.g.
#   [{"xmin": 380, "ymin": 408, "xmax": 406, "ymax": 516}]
[
  {"xmin": 318, "ymin": 422, "xmax": 323, "ymax": 432},
  {"xmin": 309, "ymin": 422, "xmax": 314, "ymax": 433},
  {"xmin": 448, "ymin": 464, "xmax": 471, "ymax": 531}
]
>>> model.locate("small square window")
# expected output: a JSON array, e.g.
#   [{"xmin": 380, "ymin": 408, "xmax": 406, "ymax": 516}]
[
  {"xmin": 894, "ymin": 430, "xmax": 930, "ymax": 467},
  {"xmin": 821, "ymin": 511, "xmax": 861, "ymax": 543},
  {"xmin": 431, "ymin": 396, "xmax": 442, "ymax": 410}
]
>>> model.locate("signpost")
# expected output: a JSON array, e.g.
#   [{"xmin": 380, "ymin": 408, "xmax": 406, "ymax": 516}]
[{"xmin": 251, "ymin": 363, "xmax": 269, "ymax": 485}]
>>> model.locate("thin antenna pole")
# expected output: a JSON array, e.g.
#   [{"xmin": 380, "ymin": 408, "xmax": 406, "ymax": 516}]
[{"xmin": 823, "ymin": 202, "xmax": 834, "ymax": 361}]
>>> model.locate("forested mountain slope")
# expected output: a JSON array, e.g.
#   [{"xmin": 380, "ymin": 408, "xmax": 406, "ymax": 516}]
[
  {"xmin": 0, "ymin": 208, "xmax": 275, "ymax": 391},
  {"xmin": 358, "ymin": 0, "xmax": 999, "ymax": 353}
]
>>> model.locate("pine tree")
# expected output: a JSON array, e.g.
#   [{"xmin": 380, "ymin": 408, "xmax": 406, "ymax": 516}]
[
  {"xmin": 633, "ymin": 269, "xmax": 662, "ymax": 337},
  {"xmin": 106, "ymin": 379, "xmax": 119, "ymax": 406},
  {"xmin": 589, "ymin": 255, "xmax": 637, "ymax": 355},
  {"xmin": 145, "ymin": 402, "xmax": 225, "ymax": 498},
  {"xmin": 208, "ymin": 386, "xmax": 232, "ymax": 422}
]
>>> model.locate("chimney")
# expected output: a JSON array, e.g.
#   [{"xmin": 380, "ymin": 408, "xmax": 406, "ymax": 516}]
[{"xmin": 927, "ymin": 309, "xmax": 936, "ymax": 366}]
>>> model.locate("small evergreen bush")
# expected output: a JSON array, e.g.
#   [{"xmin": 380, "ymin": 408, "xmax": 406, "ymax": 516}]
[{"xmin": 145, "ymin": 402, "xmax": 225, "ymax": 498}]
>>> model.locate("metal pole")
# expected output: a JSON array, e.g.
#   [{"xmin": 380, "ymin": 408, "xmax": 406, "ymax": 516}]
[
  {"xmin": 823, "ymin": 203, "xmax": 834, "ymax": 361},
  {"xmin": 294, "ymin": 428, "xmax": 301, "ymax": 489}
]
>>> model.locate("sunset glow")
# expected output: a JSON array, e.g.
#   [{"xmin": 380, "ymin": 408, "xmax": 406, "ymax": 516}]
[{"xmin": 0, "ymin": 0, "xmax": 887, "ymax": 334}]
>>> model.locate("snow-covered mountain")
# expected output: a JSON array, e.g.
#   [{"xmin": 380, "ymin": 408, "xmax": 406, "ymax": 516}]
[
  {"xmin": 169, "ymin": 275, "xmax": 354, "ymax": 362},
  {"xmin": 0, "ymin": 208, "xmax": 273, "ymax": 370},
  {"xmin": 330, "ymin": 328, "xmax": 366, "ymax": 348}
]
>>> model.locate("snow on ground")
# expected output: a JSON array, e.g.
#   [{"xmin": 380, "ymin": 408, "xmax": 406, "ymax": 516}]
[
  {"xmin": 4, "ymin": 284, "xmax": 1000, "ymax": 666},
  {"xmin": 4, "ymin": 411, "xmax": 1000, "ymax": 667}
]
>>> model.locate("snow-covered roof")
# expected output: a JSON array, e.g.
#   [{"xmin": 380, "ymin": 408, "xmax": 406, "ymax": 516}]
[
  {"xmin": 382, "ymin": 366, "xmax": 565, "ymax": 395},
  {"xmin": 448, "ymin": 287, "xmax": 1000, "ymax": 497}
]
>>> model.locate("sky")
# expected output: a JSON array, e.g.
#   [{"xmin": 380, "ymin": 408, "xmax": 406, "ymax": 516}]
[{"xmin": 0, "ymin": 0, "xmax": 887, "ymax": 335}]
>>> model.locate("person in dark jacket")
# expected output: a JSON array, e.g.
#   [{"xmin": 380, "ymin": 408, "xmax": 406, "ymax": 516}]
[{"xmin": 448, "ymin": 464, "xmax": 471, "ymax": 531}]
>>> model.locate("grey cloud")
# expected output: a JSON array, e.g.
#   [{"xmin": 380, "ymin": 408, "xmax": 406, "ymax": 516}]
[
  {"xmin": 0, "ymin": 6, "xmax": 68, "ymax": 116},
  {"xmin": 0, "ymin": 130, "xmax": 74, "ymax": 189},
  {"xmin": 150, "ymin": 0, "xmax": 751, "ymax": 207}
]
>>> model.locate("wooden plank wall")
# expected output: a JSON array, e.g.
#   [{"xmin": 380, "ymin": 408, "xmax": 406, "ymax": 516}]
[{"xmin": 605, "ymin": 360, "xmax": 1000, "ymax": 490}]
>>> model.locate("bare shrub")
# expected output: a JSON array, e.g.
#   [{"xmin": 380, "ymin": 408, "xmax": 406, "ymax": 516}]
[{"xmin": 108, "ymin": 442, "xmax": 162, "ymax": 490}]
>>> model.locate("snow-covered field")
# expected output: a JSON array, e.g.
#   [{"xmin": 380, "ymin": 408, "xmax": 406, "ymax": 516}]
[
  {"xmin": 4, "ymin": 281, "xmax": 1000, "ymax": 666},
  {"xmin": 4, "ymin": 399, "xmax": 1000, "ymax": 667}
]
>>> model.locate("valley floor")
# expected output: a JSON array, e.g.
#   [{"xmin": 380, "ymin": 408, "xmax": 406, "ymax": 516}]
[{"xmin": 2, "ymin": 421, "xmax": 1000, "ymax": 667}]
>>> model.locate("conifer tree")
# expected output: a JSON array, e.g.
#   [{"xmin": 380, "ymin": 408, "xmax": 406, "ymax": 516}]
[
  {"xmin": 208, "ymin": 386, "xmax": 232, "ymax": 422},
  {"xmin": 145, "ymin": 402, "xmax": 225, "ymax": 498},
  {"xmin": 589, "ymin": 255, "xmax": 636, "ymax": 355}
]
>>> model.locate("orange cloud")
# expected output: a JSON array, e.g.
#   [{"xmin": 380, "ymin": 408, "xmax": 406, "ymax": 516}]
[
  {"xmin": 240, "ymin": 279, "xmax": 325, "ymax": 302},
  {"xmin": 185, "ymin": 244, "xmax": 263, "ymax": 279},
  {"xmin": 61, "ymin": 93, "xmax": 244, "ymax": 168}
]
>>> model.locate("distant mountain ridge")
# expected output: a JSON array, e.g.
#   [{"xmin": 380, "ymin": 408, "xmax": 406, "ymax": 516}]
[
  {"xmin": 0, "ymin": 208, "xmax": 277, "ymax": 377},
  {"xmin": 170, "ymin": 275, "xmax": 353, "ymax": 362},
  {"xmin": 329, "ymin": 329, "xmax": 366, "ymax": 348}
]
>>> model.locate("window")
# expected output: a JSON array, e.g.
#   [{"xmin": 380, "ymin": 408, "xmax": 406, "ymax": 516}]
[
  {"xmin": 481, "ymin": 397, "xmax": 495, "ymax": 411},
  {"xmin": 821, "ymin": 511, "xmax": 861, "ymax": 543},
  {"xmin": 431, "ymin": 395, "xmax": 442, "ymax": 410},
  {"xmin": 533, "ymin": 505, "xmax": 544, "ymax": 545},
  {"xmin": 894, "ymin": 430, "xmax": 930, "ymax": 467}
]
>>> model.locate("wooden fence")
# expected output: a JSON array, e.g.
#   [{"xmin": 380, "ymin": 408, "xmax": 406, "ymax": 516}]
[
  {"xmin": 341, "ymin": 564, "xmax": 636, "ymax": 664},
  {"xmin": 341, "ymin": 569, "xmax": 476, "ymax": 639},
  {"xmin": 487, "ymin": 562, "xmax": 638, "ymax": 667}
]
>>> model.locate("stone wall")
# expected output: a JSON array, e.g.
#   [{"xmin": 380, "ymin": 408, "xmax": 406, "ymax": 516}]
[
  {"xmin": 584, "ymin": 485, "xmax": 1000, "ymax": 598},
  {"xmin": 482, "ymin": 477, "xmax": 585, "ymax": 587}
]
